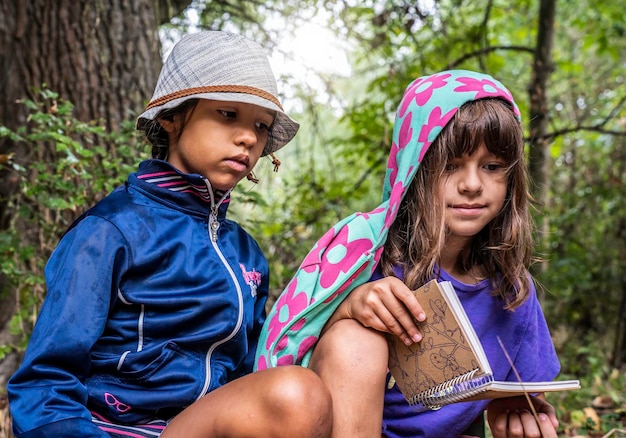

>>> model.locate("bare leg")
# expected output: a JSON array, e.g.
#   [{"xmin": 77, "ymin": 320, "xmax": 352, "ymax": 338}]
[
  {"xmin": 161, "ymin": 365, "xmax": 333, "ymax": 438},
  {"xmin": 309, "ymin": 319, "xmax": 388, "ymax": 438}
]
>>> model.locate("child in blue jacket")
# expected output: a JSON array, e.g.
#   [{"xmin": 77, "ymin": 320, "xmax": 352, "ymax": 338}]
[{"xmin": 8, "ymin": 31, "xmax": 334, "ymax": 438}]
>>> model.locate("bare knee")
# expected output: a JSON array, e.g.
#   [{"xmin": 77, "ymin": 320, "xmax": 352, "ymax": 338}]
[
  {"xmin": 263, "ymin": 366, "xmax": 333, "ymax": 438},
  {"xmin": 309, "ymin": 320, "xmax": 387, "ymax": 437},
  {"xmin": 313, "ymin": 319, "xmax": 389, "ymax": 377},
  {"xmin": 162, "ymin": 366, "xmax": 332, "ymax": 438}
]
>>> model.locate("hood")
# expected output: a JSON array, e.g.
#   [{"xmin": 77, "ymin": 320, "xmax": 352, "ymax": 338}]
[{"xmin": 255, "ymin": 70, "xmax": 520, "ymax": 369}]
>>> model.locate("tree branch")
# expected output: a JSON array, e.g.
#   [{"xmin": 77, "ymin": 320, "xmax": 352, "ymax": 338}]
[
  {"xmin": 539, "ymin": 95, "xmax": 626, "ymax": 141},
  {"xmin": 446, "ymin": 45, "xmax": 534, "ymax": 69},
  {"xmin": 539, "ymin": 125, "xmax": 626, "ymax": 142},
  {"xmin": 157, "ymin": 0, "xmax": 193, "ymax": 25}
]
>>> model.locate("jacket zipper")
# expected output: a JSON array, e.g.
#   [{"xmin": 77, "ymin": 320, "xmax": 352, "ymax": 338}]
[
  {"xmin": 197, "ymin": 182, "xmax": 243, "ymax": 400},
  {"xmin": 209, "ymin": 204, "xmax": 220, "ymax": 242}
]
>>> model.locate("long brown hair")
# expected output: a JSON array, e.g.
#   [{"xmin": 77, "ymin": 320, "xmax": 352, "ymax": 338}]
[{"xmin": 379, "ymin": 98, "xmax": 536, "ymax": 309}]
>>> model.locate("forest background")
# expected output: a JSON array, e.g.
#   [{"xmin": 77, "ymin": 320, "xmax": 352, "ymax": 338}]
[{"xmin": 0, "ymin": 0, "xmax": 625, "ymax": 436}]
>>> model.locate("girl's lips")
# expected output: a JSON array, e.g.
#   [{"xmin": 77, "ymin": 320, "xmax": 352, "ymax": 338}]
[
  {"xmin": 450, "ymin": 204, "xmax": 485, "ymax": 216},
  {"xmin": 224, "ymin": 155, "xmax": 250, "ymax": 172}
]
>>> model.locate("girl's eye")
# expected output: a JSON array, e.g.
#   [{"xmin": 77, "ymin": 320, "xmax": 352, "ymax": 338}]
[
  {"xmin": 444, "ymin": 162, "xmax": 456, "ymax": 172},
  {"xmin": 256, "ymin": 121, "xmax": 271, "ymax": 132},
  {"xmin": 485, "ymin": 163, "xmax": 505, "ymax": 171},
  {"xmin": 218, "ymin": 109, "xmax": 237, "ymax": 119}
]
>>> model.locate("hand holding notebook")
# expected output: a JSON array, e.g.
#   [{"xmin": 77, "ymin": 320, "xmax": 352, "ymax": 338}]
[{"xmin": 387, "ymin": 280, "xmax": 580, "ymax": 411}]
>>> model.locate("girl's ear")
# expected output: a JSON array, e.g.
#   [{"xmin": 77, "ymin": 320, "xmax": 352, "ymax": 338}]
[{"xmin": 158, "ymin": 117, "xmax": 177, "ymax": 134}]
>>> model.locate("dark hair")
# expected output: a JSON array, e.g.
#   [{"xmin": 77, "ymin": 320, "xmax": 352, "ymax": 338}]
[
  {"xmin": 379, "ymin": 98, "xmax": 536, "ymax": 309},
  {"xmin": 139, "ymin": 99, "xmax": 200, "ymax": 160}
]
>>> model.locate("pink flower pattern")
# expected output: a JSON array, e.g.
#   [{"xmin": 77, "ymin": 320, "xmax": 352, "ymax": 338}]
[
  {"xmin": 417, "ymin": 106, "xmax": 458, "ymax": 162},
  {"xmin": 322, "ymin": 262, "xmax": 370, "ymax": 304},
  {"xmin": 318, "ymin": 226, "xmax": 373, "ymax": 289},
  {"xmin": 300, "ymin": 227, "xmax": 338, "ymax": 273},
  {"xmin": 454, "ymin": 77, "xmax": 520, "ymax": 118},
  {"xmin": 386, "ymin": 141, "xmax": 401, "ymax": 191},
  {"xmin": 399, "ymin": 72, "xmax": 451, "ymax": 116},
  {"xmin": 384, "ymin": 181, "xmax": 406, "ymax": 230},
  {"xmin": 355, "ymin": 207, "xmax": 385, "ymax": 220},
  {"xmin": 263, "ymin": 277, "xmax": 309, "ymax": 352},
  {"xmin": 387, "ymin": 111, "xmax": 415, "ymax": 189}
]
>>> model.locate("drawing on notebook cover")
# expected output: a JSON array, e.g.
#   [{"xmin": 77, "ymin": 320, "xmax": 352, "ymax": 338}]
[{"xmin": 387, "ymin": 281, "xmax": 481, "ymax": 398}]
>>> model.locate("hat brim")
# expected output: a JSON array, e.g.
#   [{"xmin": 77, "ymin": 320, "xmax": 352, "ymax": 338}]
[{"xmin": 136, "ymin": 92, "xmax": 299, "ymax": 156}]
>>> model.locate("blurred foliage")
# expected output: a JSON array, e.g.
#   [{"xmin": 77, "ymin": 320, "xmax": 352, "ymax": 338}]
[{"xmin": 0, "ymin": 89, "xmax": 142, "ymax": 360}]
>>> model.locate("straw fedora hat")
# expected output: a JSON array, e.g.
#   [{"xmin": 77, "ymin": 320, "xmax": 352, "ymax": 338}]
[{"xmin": 137, "ymin": 31, "xmax": 299, "ymax": 156}]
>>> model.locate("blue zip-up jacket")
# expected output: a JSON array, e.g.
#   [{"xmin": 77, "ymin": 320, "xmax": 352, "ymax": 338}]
[{"xmin": 8, "ymin": 159, "xmax": 269, "ymax": 437}]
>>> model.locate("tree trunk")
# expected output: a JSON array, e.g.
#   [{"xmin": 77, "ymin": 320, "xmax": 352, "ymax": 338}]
[
  {"xmin": 612, "ymin": 136, "xmax": 626, "ymax": 369},
  {"xmin": 528, "ymin": 0, "xmax": 556, "ymax": 200},
  {"xmin": 527, "ymin": 0, "xmax": 556, "ymax": 274},
  {"xmin": 0, "ymin": 0, "xmax": 191, "ymax": 391},
  {"xmin": 613, "ymin": 276, "xmax": 626, "ymax": 369}
]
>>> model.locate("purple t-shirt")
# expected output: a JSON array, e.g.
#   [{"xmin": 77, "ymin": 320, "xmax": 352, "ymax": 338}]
[{"xmin": 376, "ymin": 268, "xmax": 560, "ymax": 438}]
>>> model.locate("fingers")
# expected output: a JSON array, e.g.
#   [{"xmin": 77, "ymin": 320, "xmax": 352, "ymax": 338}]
[
  {"xmin": 510, "ymin": 410, "xmax": 558, "ymax": 438},
  {"xmin": 367, "ymin": 298, "xmax": 418, "ymax": 345},
  {"xmin": 537, "ymin": 412, "xmax": 559, "ymax": 438},
  {"xmin": 487, "ymin": 396, "xmax": 559, "ymax": 438},
  {"xmin": 490, "ymin": 410, "xmax": 546, "ymax": 438},
  {"xmin": 379, "ymin": 277, "xmax": 426, "ymax": 321},
  {"xmin": 348, "ymin": 277, "xmax": 426, "ymax": 345},
  {"xmin": 377, "ymin": 287, "xmax": 424, "ymax": 344},
  {"xmin": 533, "ymin": 396, "xmax": 559, "ymax": 429}
]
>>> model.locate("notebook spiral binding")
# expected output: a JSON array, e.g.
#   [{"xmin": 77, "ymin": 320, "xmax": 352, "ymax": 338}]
[{"xmin": 410, "ymin": 368, "xmax": 493, "ymax": 410}]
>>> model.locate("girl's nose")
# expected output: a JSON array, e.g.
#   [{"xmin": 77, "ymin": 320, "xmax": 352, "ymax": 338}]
[
  {"xmin": 459, "ymin": 167, "xmax": 483, "ymax": 193},
  {"xmin": 235, "ymin": 124, "xmax": 257, "ymax": 148}
]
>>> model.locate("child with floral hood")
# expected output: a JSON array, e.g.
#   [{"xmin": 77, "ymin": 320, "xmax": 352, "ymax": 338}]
[{"xmin": 256, "ymin": 70, "xmax": 562, "ymax": 438}]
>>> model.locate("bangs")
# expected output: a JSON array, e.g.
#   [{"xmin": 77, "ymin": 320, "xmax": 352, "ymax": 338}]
[{"xmin": 446, "ymin": 98, "xmax": 523, "ymax": 164}]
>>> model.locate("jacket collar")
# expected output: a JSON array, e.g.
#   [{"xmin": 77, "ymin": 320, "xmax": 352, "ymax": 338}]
[{"xmin": 130, "ymin": 159, "xmax": 231, "ymax": 219}]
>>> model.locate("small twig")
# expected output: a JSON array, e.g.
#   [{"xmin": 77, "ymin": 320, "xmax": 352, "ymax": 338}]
[
  {"xmin": 497, "ymin": 336, "xmax": 543, "ymax": 435},
  {"xmin": 602, "ymin": 428, "xmax": 626, "ymax": 438}
]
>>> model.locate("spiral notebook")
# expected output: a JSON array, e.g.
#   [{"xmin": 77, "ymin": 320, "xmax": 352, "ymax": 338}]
[{"xmin": 387, "ymin": 280, "xmax": 580, "ymax": 411}]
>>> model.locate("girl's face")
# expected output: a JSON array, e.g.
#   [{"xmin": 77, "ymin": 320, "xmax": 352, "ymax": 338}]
[
  {"xmin": 440, "ymin": 142, "xmax": 508, "ymax": 247},
  {"xmin": 162, "ymin": 99, "xmax": 275, "ymax": 191}
]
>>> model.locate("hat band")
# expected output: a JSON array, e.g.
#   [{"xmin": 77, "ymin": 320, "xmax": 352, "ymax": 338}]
[{"xmin": 145, "ymin": 85, "xmax": 284, "ymax": 111}]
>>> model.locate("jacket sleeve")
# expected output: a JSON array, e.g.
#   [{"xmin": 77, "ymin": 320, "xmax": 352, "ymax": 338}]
[{"xmin": 8, "ymin": 216, "xmax": 128, "ymax": 437}]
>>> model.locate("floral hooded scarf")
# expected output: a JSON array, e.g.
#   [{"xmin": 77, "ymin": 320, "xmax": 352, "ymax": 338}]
[{"xmin": 255, "ymin": 70, "xmax": 521, "ymax": 370}]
